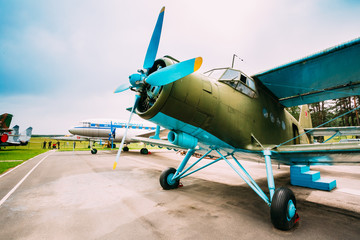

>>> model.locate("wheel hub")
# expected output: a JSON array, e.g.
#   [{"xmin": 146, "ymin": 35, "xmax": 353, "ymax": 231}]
[{"xmin": 287, "ymin": 199, "xmax": 296, "ymax": 221}]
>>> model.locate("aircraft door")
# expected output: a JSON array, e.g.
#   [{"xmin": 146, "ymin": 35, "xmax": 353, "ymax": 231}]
[{"xmin": 292, "ymin": 124, "xmax": 300, "ymax": 144}]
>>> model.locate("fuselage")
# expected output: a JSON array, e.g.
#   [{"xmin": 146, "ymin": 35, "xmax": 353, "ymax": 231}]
[
  {"xmin": 136, "ymin": 56, "xmax": 310, "ymax": 151},
  {"xmin": 69, "ymin": 119, "xmax": 157, "ymax": 142}
]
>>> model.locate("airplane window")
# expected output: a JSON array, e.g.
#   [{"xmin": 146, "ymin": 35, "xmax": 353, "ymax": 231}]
[
  {"xmin": 226, "ymin": 81, "xmax": 238, "ymax": 88},
  {"xmin": 282, "ymin": 121, "xmax": 286, "ymax": 130},
  {"xmin": 247, "ymin": 78, "xmax": 256, "ymax": 90},
  {"xmin": 270, "ymin": 113, "xmax": 275, "ymax": 123},
  {"xmin": 221, "ymin": 69, "xmax": 240, "ymax": 80},
  {"xmin": 263, "ymin": 108, "xmax": 269, "ymax": 118},
  {"xmin": 235, "ymin": 83, "xmax": 256, "ymax": 97},
  {"xmin": 240, "ymin": 74, "xmax": 247, "ymax": 84}
]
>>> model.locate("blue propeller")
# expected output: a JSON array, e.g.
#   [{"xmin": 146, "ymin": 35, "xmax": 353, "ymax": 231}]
[
  {"xmin": 143, "ymin": 7, "xmax": 165, "ymax": 69},
  {"xmin": 112, "ymin": 6, "xmax": 203, "ymax": 169},
  {"xmin": 113, "ymin": 95, "xmax": 140, "ymax": 169}
]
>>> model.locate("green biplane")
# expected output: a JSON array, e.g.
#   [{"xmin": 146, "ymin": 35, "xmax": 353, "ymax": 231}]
[{"xmin": 113, "ymin": 7, "xmax": 360, "ymax": 230}]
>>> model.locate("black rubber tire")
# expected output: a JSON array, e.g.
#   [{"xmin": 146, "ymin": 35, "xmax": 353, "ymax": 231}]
[
  {"xmin": 270, "ymin": 187, "xmax": 297, "ymax": 230},
  {"xmin": 140, "ymin": 148, "xmax": 148, "ymax": 154},
  {"xmin": 159, "ymin": 167, "xmax": 179, "ymax": 190},
  {"xmin": 123, "ymin": 146, "xmax": 129, "ymax": 152},
  {"xmin": 91, "ymin": 149, "xmax": 97, "ymax": 154},
  {"xmin": 112, "ymin": 144, "xmax": 116, "ymax": 148}
]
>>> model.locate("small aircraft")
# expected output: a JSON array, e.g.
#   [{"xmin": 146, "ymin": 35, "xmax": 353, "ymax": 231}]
[
  {"xmin": 0, "ymin": 113, "xmax": 33, "ymax": 147},
  {"xmin": 113, "ymin": 7, "xmax": 360, "ymax": 230},
  {"xmin": 69, "ymin": 118, "xmax": 165, "ymax": 154},
  {"xmin": 0, "ymin": 113, "xmax": 13, "ymax": 143}
]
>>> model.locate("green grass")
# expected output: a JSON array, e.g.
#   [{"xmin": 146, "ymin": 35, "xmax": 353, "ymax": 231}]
[{"xmin": 0, "ymin": 137, "xmax": 161, "ymax": 174}]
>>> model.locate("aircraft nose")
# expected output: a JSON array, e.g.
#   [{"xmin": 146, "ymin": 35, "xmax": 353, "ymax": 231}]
[{"xmin": 68, "ymin": 127, "xmax": 82, "ymax": 135}]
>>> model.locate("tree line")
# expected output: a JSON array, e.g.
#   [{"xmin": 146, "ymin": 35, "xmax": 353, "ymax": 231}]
[{"xmin": 287, "ymin": 96, "xmax": 360, "ymax": 127}]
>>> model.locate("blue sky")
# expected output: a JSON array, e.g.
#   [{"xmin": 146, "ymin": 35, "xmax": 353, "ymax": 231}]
[{"xmin": 1, "ymin": 0, "xmax": 360, "ymax": 134}]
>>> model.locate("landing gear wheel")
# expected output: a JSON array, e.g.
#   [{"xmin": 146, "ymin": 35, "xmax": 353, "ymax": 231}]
[
  {"xmin": 270, "ymin": 187, "xmax": 297, "ymax": 230},
  {"xmin": 91, "ymin": 148, "xmax": 97, "ymax": 154},
  {"xmin": 123, "ymin": 146, "xmax": 129, "ymax": 152},
  {"xmin": 140, "ymin": 148, "xmax": 148, "ymax": 154},
  {"xmin": 159, "ymin": 167, "xmax": 179, "ymax": 190}
]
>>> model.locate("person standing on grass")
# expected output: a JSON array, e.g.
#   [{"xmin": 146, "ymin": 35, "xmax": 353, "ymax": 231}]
[
  {"xmin": 43, "ymin": 141, "xmax": 47, "ymax": 149},
  {"xmin": 57, "ymin": 141, "xmax": 60, "ymax": 149},
  {"xmin": 48, "ymin": 141, "xmax": 52, "ymax": 149}
]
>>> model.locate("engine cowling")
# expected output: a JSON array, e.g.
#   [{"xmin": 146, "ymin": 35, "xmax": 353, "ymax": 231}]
[{"xmin": 168, "ymin": 131, "xmax": 198, "ymax": 149}]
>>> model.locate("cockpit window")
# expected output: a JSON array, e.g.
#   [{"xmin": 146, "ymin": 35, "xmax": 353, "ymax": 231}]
[
  {"xmin": 82, "ymin": 122, "xmax": 91, "ymax": 127},
  {"xmin": 218, "ymin": 69, "xmax": 257, "ymax": 98},
  {"xmin": 220, "ymin": 69, "xmax": 240, "ymax": 81}
]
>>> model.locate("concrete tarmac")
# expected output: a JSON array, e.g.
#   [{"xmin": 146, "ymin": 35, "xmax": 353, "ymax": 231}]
[{"xmin": 0, "ymin": 150, "xmax": 359, "ymax": 239}]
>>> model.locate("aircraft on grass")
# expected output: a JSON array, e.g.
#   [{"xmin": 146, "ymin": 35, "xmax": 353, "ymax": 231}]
[
  {"xmin": 0, "ymin": 113, "xmax": 33, "ymax": 147},
  {"xmin": 0, "ymin": 113, "xmax": 13, "ymax": 143},
  {"xmin": 69, "ymin": 119, "xmax": 166, "ymax": 154},
  {"xmin": 112, "ymin": 7, "xmax": 360, "ymax": 230}
]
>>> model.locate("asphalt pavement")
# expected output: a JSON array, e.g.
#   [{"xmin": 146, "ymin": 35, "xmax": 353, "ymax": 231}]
[{"xmin": 0, "ymin": 150, "xmax": 359, "ymax": 239}]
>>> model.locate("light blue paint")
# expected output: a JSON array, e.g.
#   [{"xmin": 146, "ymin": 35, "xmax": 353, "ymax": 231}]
[
  {"xmin": 149, "ymin": 112, "xmax": 234, "ymax": 150},
  {"xmin": 254, "ymin": 38, "xmax": 360, "ymax": 107},
  {"xmin": 168, "ymin": 131, "xmax": 198, "ymax": 149},
  {"xmin": 287, "ymin": 199, "xmax": 296, "ymax": 221},
  {"xmin": 264, "ymin": 150, "xmax": 275, "ymax": 201},
  {"xmin": 290, "ymin": 165, "xmax": 336, "ymax": 191},
  {"xmin": 172, "ymin": 149, "xmax": 195, "ymax": 181}
]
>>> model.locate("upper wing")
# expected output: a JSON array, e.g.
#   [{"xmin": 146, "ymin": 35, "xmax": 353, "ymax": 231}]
[{"xmin": 252, "ymin": 38, "xmax": 360, "ymax": 107}]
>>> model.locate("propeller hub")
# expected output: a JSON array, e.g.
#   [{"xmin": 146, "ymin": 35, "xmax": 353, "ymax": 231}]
[{"xmin": 129, "ymin": 73, "xmax": 143, "ymax": 87}]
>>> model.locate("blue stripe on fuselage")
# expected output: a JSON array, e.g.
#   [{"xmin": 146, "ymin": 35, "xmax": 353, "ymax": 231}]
[{"xmin": 149, "ymin": 112, "xmax": 234, "ymax": 150}]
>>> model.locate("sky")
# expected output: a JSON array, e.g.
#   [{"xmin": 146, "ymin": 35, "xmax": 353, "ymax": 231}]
[{"xmin": 1, "ymin": 0, "xmax": 360, "ymax": 134}]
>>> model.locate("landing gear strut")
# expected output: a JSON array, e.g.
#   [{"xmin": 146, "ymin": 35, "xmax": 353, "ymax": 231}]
[{"xmin": 158, "ymin": 148, "xmax": 298, "ymax": 230}]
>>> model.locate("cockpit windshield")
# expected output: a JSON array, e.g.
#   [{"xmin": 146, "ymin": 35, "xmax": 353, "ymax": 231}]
[
  {"xmin": 82, "ymin": 122, "xmax": 91, "ymax": 128},
  {"xmin": 216, "ymin": 68, "xmax": 257, "ymax": 98}
]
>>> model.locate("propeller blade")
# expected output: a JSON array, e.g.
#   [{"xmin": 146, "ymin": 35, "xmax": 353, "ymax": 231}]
[
  {"xmin": 114, "ymin": 83, "xmax": 130, "ymax": 93},
  {"xmin": 146, "ymin": 57, "xmax": 202, "ymax": 86},
  {"xmin": 113, "ymin": 95, "xmax": 140, "ymax": 169},
  {"xmin": 143, "ymin": 7, "xmax": 165, "ymax": 69}
]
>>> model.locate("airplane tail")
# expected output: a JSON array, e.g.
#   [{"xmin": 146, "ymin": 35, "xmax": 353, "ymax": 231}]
[
  {"xmin": 299, "ymin": 105, "xmax": 313, "ymax": 129},
  {"xmin": 19, "ymin": 127, "xmax": 33, "ymax": 145},
  {"xmin": 0, "ymin": 113, "xmax": 13, "ymax": 129},
  {"xmin": 299, "ymin": 105, "xmax": 313, "ymax": 143},
  {"xmin": 12, "ymin": 125, "xmax": 20, "ymax": 142}
]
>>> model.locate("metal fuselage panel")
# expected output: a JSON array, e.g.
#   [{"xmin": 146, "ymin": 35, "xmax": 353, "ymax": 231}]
[{"xmin": 138, "ymin": 66, "xmax": 309, "ymax": 150}]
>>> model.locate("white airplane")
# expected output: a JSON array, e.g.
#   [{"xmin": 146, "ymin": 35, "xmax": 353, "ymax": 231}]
[
  {"xmin": 68, "ymin": 118, "xmax": 164, "ymax": 154},
  {"xmin": 0, "ymin": 125, "xmax": 33, "ymax": 147}
]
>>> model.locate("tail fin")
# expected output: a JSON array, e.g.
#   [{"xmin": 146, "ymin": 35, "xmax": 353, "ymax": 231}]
[
  {"xmin": 12, "ymin": 125, "xmax": 20, "ymax": 142},
  {"xmin": 0, "ymin": 113, "xmax": 13, "ymax": 129},
  {"xmin": 19, "ymin": 127, "xmax": 32, "ymax": 145},
  {"xmin": 299, "ymin": 105, "xmax": 312, "ymax": 129}
]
